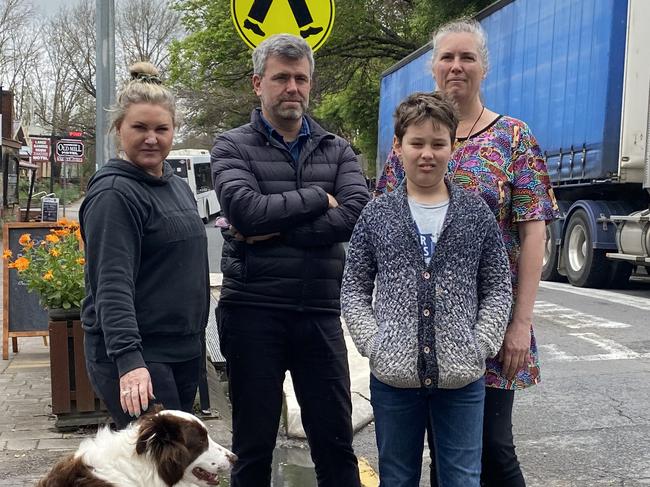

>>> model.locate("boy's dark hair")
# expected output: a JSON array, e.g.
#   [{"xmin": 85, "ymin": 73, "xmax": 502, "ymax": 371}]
[{"xmin": 394, "ymin": 92, "xmax": 458, "ymax": 143}]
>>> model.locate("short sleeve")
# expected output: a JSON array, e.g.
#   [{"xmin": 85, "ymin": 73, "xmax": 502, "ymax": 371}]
[
  {"xmin": 510, "ymin": 122, "xmax": 559, "ymax": 223},
  {"xmin": 376, "ymin": 150, "xmax": 404, "ymax": 194}
]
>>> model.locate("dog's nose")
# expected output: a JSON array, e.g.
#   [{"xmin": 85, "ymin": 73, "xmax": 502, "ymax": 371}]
[{"xmin": 227, "ymin": 452, "xmax": 238, "ymax": 465}]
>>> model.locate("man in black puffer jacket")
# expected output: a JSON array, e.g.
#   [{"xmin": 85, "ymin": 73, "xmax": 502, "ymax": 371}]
[{"xmin": 212, "ymin": 34, "xmax": 369, "ymax": 487}]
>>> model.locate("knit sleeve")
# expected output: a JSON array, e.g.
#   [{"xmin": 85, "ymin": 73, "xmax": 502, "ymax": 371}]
[
  {"xmin": 475, "ymin": 210, "xmax": 513, "ymax": 359},
  {"xmin": 340, "ymin": 206, "xmax": 379, "ymax": 358}
]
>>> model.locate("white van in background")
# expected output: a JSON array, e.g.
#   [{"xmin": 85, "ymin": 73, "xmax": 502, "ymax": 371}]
[{"xmin": 166, "ymin": 149, "xmax": 220, "ymax": 223}]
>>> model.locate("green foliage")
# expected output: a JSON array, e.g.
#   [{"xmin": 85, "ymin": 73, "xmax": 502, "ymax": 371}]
[
  {"xmin": 170, "ymin": 0, "xmax": 493, "ymax": 168},
  {"xmin": 18, "ymin": 180, "xmax": 83, "ymax": 208},
  {"xmin": 6, "ymin": 221, "xmax": 85, "ymax": 310}
]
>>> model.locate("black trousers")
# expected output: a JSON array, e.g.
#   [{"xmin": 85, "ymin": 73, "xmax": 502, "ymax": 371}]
[
  {"xmin": 248, "ymin": 0, "xmax": 313, "ymax": 27},
  {"xmin": 427, "ymin": 387, "xmax": 526, "ymax": 487},
  {"xmin": 87, "ymin": 356, "xmax": 201, "ymax": 429},
  {"xmin": 217, "ymin": 305, "xmax": 360, "ymax": 487}
]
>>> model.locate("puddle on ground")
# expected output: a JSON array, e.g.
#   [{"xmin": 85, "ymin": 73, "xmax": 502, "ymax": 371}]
[
  {"xmin": 219, "ymin": 447, "xmax": 317, "ymax": 487},
  {"xmin": 271, "ymin": 447, "xmax": 317, "ymax": 486}
]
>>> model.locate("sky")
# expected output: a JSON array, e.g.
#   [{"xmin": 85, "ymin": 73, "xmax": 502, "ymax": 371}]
[{"xmin": 31, "ymin": 0, "xmax": 81, "ymax": 16}]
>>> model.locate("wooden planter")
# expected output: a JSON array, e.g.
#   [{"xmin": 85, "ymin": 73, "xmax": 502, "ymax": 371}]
[{"xmin": 48, "ymin": 310, "xmax": 110, "ymax": 428}]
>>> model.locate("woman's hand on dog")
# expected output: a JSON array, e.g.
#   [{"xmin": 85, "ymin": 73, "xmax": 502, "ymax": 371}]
[{"xmin": 119, "ymin": 367, "xmax": 155, "ymax": 418}]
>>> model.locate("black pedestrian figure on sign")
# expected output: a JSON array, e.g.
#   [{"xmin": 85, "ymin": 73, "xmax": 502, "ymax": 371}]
[{"xmin": 244, "ymin": 0, "xmax": 323, "ymax": 39}]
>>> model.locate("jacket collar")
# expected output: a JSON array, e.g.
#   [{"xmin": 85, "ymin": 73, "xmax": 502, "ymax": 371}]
[{"xmin": 250, "ymin": 108, "xmax": 332, "ymax": 142}]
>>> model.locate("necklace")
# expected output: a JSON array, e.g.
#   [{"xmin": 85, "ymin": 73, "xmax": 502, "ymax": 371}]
[
  {"xmin": 458, "ymin": 105, "xmax": 485, "ymax": 141},
  {"xmin": 452, "ymin": 105, "xmax": 485, "ymax": 173}
]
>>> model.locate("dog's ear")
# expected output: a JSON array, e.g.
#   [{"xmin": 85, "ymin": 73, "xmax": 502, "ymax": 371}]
[{"xmin": 136, "ymin": 413, "xmax": 191, "ymax": 485}]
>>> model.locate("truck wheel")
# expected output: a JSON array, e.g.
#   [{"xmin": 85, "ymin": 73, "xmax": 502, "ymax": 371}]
[
  {"xmin": 541, "ymin": 221, "xmax": 563, "ymax": 281},
  {"xmin": 562, "ymin": 209, "xmax": 610, "ymax": 287}
]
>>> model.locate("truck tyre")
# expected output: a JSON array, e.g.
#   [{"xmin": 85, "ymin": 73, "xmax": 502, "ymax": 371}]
[
  {"xmin": 541, "ymin": 221, "xmax": 564, "ymax": 281},
  {"xmin": 562, "ymin": 209, "xmax": 610, "ymax": 287}
]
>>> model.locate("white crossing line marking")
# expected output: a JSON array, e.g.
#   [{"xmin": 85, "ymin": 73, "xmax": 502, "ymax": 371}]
[
  {"xmin": 539, "ymin": 333, "xmax": 647, "ymax": 362},
  {"xmin": 534, "ymin": 300, "xmax": 631, "ymax": 329},
  {"xmin": 539, "ymin": 281, "xmax": 650, "ymax": 311},
  {"xmin": 570, "ymin": 332, "xmax": 640, "ymax": 359}
]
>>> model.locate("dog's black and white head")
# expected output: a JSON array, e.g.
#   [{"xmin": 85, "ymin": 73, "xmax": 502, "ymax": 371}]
[
  {"xmin": 135, "ymin": 409, "xmax": 236, "ymax": 486},
  {"xmin": 37, "ymin": 407, "xmax": 236, "ymax": 487}
]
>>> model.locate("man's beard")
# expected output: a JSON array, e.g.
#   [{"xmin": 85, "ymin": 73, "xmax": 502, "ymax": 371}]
[{"xmin": 274, "ymin": 99, "xmax": 307, "ymax": 120}]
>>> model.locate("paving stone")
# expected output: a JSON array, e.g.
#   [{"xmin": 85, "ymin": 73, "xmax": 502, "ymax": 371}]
[
  {"xmin": 37, "ymin": 438, "xmax": 83, "ymax": 450},
  {"xmin": 5, "ymin": 440, "xmax": 37, "ymax": 451},
  {"xmin": 0, "ymin": 430, "xmax": 62, "ymax": 440},
  {"xmin": 4, "ymin": 398, "xmax": 41, "ymax": 405}
]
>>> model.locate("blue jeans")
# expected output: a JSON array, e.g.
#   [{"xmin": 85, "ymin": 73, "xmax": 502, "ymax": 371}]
[{"xmin": 370, "ymin": 374, "xmax": 485, "ymax": 487}]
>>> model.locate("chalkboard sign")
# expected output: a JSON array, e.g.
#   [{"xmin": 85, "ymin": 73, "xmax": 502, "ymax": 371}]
[
  {"xmin": 3, "ymin": 222, "xmax": 56, "ymax": 359},
  {"xmin": 41, "ymin": 197, "xmax": 59, "ymax": 222}
]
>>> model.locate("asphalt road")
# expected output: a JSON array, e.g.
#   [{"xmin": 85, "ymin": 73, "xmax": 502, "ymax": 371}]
[
  {"xmin": 348, "ymin": 277, "xmax": 650, "ymax": 487},
  {"xmin": 205, "ymin": 220, "xmax": 650, "ymax": 486}
]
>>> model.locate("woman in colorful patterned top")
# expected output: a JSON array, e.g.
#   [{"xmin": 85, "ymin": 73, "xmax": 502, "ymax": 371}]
[{"xmin": 378, "ymin": 18, "xmax": 559, "ymax": 487}]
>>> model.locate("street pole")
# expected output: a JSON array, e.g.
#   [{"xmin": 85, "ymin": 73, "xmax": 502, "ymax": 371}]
[{"xmin": 95, "ymin": 0, "xmax": 116, "ymax": 170}]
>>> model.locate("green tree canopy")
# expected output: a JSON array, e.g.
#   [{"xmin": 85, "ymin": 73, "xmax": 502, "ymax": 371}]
[{"xmin": 169, "ymin": 0, "xmax": 492, "ymax": 172}]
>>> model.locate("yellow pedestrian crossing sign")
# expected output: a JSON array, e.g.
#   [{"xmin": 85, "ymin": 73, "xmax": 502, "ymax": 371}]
[{"xmin": 231, "ymin": 0, "xmax": 335, "ymax": 52}]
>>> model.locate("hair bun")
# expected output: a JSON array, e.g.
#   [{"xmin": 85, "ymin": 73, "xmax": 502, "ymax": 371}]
[{"xmin": 129, "ymin": 61, "xmax": 162, "ymax": 84}]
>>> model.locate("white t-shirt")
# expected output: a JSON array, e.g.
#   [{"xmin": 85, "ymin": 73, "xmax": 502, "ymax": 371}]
[{"xmin": 408, "ymin": 197, "xmax": 450, "ymax": 265}]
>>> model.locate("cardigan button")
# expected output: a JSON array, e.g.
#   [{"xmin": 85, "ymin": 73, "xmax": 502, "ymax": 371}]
[
  {"xmin": 423, "ymin": 271, "xmax": 431, "ymax": 280},
  {"xmin": 423, "ymin": 308, "xmax": 431, "ymax": 317},
  {"xmin": 424, "ymin": 378, "xmax": 432, "ymax": 386},
  {"xmin": 423, "ymin": 346, "xmax": 431, "ymax": 354}
]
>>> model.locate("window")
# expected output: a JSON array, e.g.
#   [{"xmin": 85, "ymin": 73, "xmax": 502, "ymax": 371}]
[{"xmin": 194, "ymin": 163, "xmax": 213, "ymax": 194}]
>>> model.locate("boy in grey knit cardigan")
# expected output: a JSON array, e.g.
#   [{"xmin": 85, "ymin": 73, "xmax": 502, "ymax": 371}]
[{"xmin": 341, "ymin": 92, "xmax": 512, "ymax": 486}]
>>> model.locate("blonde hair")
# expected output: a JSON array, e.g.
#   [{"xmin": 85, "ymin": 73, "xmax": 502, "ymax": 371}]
[
  {"xmin": 432, "ymin": 18, "xmax": 489, "ymax": 73},
  {"xmin": 109, "ymin": 61, "xmax": 177, "ymax": 132}
]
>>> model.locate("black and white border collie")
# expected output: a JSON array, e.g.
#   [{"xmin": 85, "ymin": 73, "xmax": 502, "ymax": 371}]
[{"xmin": 37, "ymin": 407, "xmax": 236, "ymax": 486}]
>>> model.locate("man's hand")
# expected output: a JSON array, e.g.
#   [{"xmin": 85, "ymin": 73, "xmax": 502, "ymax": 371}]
[
  {"xmin": 230, "ymin": 225, "xmax": 279, "ymax": 244},
  {"xmin": 497, "ymin": 318, "xmax": 532, "ymax": 380},
  {"xmin": 327, "ymin": 193, "xmax": 339, "ymax": 208},
  {"xmin": 229, "ymin": 226, "xmax": 246, "ymax": 241},
  {"xmin": 245, "ymin": 233, "xmax": 280, "ymax": 244},
  {"xmin": 119, "ymin": 367, "xmax": 154, "ymax": 418}
]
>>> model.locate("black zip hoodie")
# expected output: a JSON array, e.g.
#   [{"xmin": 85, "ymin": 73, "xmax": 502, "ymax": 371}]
[{"xmin": 80, "ymin": 159, "xmax": 209, "ymax": 377}]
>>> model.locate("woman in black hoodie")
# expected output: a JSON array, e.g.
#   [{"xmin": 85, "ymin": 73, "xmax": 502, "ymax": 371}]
[{"xmin": 80, "ymin": 62, "xmax": 209, "ymax": 428}]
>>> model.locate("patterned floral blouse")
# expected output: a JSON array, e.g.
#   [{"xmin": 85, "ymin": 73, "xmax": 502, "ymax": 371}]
[{"xmin": 377, "ymin": 115, "xmax": 559, "ymax": 389}]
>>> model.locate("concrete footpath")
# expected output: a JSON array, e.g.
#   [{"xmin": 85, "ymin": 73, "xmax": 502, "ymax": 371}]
[{"xmin": 0, "ymin": 202, "xmax": 375, "ymax": 485}]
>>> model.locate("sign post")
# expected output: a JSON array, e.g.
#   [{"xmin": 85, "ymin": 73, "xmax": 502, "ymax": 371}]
[
  {"xmin": 31, "ymin": 137, "xmax": 51, "ymax": 163},
  {"xmin": 55, "ymin": 139, "xmax": 85, "ymax": 164},
  {"xmin": 55, "ymin": 139, "xmax": 84, "ymax": 218},
  {"xmin": 231, "ymin": 0, "xmax": 335, "ymax": 52},
  {"xmin": 41, "ymin": 197, "xmax": 60, "ymax": 222}
]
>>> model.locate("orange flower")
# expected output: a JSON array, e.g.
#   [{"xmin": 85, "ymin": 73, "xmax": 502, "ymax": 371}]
[
  {"xmin": 2, "ymin": 250, "xmax": 12, "ymax": 259},
  {"xmin": 13, "ymin": 257, "xmax": 30, "ymax": 272},
  {"xmin": 43, "ymin": 270, "xmax": 54, "ymax": 280},
  {"xmin": 53, "ymin": 228, "xmax": 71, "ymax": 237},
  {"xmin": 50, "ymin": 248, "xmax": 61, "ymax": 257},
  {"xmin": 19, "ymin": 234, "xmax": 31, "ymax": 246},
  {"xmin": 7, "ymin": 261, "xmax": 16, "ymax": 269},
  {"xmin": 45, "ymin": 234, "xmax": 60, "ymax": 244},
  {"xmin": 57, "ymin": 218, "xmax": 70, "ymax": 227},
  {"xmin": 74, "ymin": 229, "xmax": 82, "ymax": 241},
  {"xmin": 76, "ymin": 257, "xmax": 86, "ymax": 265}
]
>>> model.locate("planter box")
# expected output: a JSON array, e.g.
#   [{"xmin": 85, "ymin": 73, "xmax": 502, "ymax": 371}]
[{"xmin": 48, "ymin": 313, "xmax": 110, "ymax": 428}]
